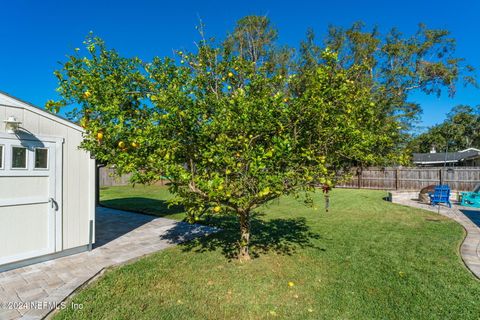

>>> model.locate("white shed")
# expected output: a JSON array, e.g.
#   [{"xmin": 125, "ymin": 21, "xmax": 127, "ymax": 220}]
[{"xmin": 0, "ymin": 91, "xmax": 96, "ymax": 271}]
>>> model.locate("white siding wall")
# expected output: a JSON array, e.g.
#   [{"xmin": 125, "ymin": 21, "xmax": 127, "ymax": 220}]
[{"xmin": 0, "ymin": 94, "xmax": 95, "ymax": 250}]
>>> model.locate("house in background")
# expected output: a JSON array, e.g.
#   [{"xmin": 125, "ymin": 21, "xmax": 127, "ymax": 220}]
[
  {"xmin": 413, "ymin": 147, "xmax": 480, "ymax": 167},
  {"xmin": 0, "ymin": 91, "xmax": 95, "ymax": 272}
]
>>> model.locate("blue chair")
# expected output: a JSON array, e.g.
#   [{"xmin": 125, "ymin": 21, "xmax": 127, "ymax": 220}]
[{"xmin": 429, "ymin": 185, "xmax": 452, "ymax": 208}]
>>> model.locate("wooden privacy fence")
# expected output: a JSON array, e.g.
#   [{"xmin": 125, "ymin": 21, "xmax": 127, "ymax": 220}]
[
  {"xmin": 336, "ymin": 167, "xmax": 480, "ymax": 192},
  {"xmin": 99, "ymin": 167, "xmax": 132, "ymax": 187},
  {"xmin": 99, "ymin": 167, "xmax": 168, "ymax": 187},
  {"xmin": 100, "ymin": 166, "xmax": 480, "ymax": 191}
]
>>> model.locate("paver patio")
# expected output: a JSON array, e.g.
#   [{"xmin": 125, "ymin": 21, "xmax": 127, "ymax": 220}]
[
  {"xmin": 391, "ymin": 191, "xmax": 480, "ymax": 279},
  {"xmin": 0, "ymin": 207, "xmax": 217, "ymax": 320}
]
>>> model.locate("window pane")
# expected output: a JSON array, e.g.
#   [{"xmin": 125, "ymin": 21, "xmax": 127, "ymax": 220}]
[
  {"xmin": 35, "ymin": 148, "xmax": 48, "ymax": 169},
  {"xmin": 0, "ymin": 146, "xmax": 3, "ymax": 168},
  {"xmin": 12, "ymin": 147, "xmax": 27, "ymax": 168}
]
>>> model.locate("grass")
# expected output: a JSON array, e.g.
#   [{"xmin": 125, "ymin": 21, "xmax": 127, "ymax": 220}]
[{"xmin": 55, "ymin": 186, "xmax": 480, "ymax": 319}]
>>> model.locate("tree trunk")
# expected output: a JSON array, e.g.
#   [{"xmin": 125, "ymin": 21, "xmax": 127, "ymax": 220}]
[{"xmin": 238, "ymin": 209, "xmax": 251, "ymax": 261}]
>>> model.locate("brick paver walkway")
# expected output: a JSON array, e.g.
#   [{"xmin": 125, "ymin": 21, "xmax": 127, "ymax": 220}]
[
  {"xmin": 391, "ymin": 192, "xmax": 480, "ymax": 279},
  {"xmin": 0, "ymin": 207, "xmax": 217, "ymax": 320}
]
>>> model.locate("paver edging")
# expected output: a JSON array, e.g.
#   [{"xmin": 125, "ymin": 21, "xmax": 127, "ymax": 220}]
[
  {"xmin": 42, "ymin": 267, "xmax": 107, "ymax": 319},
  {"xmin": 454, "ymin": 222, "xmax": 480, "ymax": 281}
]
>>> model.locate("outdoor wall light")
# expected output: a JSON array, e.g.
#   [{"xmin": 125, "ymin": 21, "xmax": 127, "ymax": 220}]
[{"xmin": 3, "ymin": 116, "xmax": 22, "ymax": 133}]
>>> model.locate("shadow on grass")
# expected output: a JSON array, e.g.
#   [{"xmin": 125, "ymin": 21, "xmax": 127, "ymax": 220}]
[
  {"xmin": 100, "ymin": 197, "xmax": 184, "ymax": 218},
  {"xmin": 161, "ymin": 212, "xmax": 323, "ymax": 260},
  {"xmin": 101, "ymin": 196, "xmax": 323, "ymax": 260}
]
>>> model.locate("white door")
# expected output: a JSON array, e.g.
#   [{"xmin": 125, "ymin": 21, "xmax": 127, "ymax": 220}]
[{"xmin": 0, "ymin": 136, "xmax": 61, "ymax": 265}]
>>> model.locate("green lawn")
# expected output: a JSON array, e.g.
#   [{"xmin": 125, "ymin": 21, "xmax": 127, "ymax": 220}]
[
  {"xmin": 55, "ymin": 186, "xmax": 480, "ymax": 319},
  {"xmin": 100, "ymin": 185, "xmax": 186, "ymax": 221}
]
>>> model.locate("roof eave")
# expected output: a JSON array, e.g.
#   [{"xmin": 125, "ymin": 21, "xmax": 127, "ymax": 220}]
[{"xmin": 0, "ymin": 90, "xmax": 84, "ymax": 132}]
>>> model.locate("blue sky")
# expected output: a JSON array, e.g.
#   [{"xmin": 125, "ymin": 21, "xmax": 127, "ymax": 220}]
[{"xmin": 1, "ymin": 0, "xmax": 478, "ymax": 132}]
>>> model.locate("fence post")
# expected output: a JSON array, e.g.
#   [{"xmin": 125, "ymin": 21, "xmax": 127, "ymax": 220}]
[
  {"xmin": 439, "ymin": 169, "xmax": 443, "ymax": 185},
  {"xmin": 357, "ymin": 169, "xmax": 361, "ymax": 188},
  {"xmin": 395, "ymin": 169, "xmax": 399, "ymax": 190}
]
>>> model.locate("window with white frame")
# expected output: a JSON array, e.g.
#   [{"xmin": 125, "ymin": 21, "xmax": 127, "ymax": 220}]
[
  {"xmin": 11, "ymin": 146, "xmax": 27, "ymax": 169},
  {"xmin": 34, "ymin": 148, "xmax": 49, "ymax": 169}
]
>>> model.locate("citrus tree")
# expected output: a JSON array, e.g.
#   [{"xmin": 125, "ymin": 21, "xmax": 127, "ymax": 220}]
[{"xmin": 49, "ymin": 26, "xmax": 401, "ymax": 260}]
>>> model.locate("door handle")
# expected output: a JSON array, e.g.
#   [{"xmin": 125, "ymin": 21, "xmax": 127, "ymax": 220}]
[{"xmin": 49, "ymin": 198, "xmax": 59, "ymax": 211}]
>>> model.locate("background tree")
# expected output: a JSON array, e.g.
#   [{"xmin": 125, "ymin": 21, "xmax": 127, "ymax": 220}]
[
  {"xmin": 223, "ymin": 15, "xmax": 277, "ymax": 64},
  {"xmin": 298, "ymin": 22, "xmax": 477, "ymax": 135},
  {"xmin": 223, "ymin": 15, "xmax": 293, "ymax": 75},
  {"xmin": 50, "ymin": 18, "xmax": 402, "ymax": 261},
  {"xmin": 408, "ymin": 105, "xmax": 480, "ymax": 153}
]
